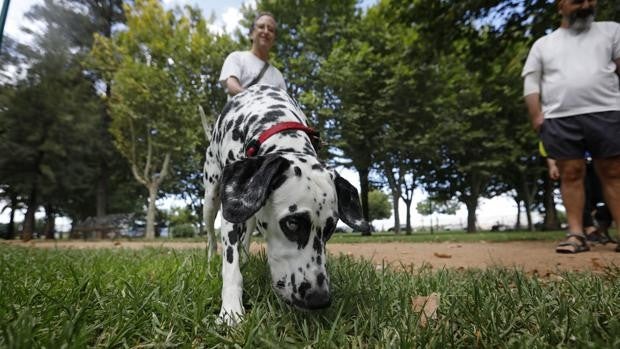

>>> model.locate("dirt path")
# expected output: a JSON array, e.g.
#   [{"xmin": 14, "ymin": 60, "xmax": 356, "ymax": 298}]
[{"xmin": 5, "ymin": 239, "xmax": 619, "ymax": 274}]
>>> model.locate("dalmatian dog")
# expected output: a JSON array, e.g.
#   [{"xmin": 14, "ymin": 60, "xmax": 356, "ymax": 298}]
[{"xmin": 203, "ymin": 84, "xmax": 369, "ymax": 325}]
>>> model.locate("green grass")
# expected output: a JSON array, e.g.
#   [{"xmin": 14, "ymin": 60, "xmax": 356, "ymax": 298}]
[
  {"xmin": 328, "ymin": 230, "xmax": 568, "ymax": 244},
  {"xmin": 1, "ymin": 245, "xmax": 619, "ymax": 348},
  {"xmin": 150, "ymin": 230, "xmax": 568, "ymax": 245}
]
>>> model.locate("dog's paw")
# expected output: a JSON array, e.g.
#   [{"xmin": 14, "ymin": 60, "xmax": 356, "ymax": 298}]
[{"xmin": 216, "ymin": 308, "xmax": 244, "ymax": 326}]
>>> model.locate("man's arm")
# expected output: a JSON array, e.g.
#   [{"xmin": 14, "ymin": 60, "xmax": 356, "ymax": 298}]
[
  {"xmin": 524, "ymin": 93, "xmax": 544, "ymax": 132},
  {"xmin": 225, "ymin": 77, "xmax": 244, "ymax": 96},
  {"xmin": 615, "ymin": 57, "xmax": 620, "ymax": 76}
]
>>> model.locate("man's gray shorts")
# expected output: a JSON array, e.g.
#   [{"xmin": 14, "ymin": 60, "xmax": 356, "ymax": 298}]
[{"xmin": 540, "ymin": 110, "xmax": 620, "ymax": 160}]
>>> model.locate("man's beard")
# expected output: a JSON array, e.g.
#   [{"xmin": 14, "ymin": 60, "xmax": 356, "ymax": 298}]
[{"xmin": 568, "ymin": 8, "xmax": 595, "ymax": 31}]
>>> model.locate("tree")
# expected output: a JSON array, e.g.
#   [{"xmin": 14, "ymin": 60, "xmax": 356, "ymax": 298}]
[
  {"xmin": 417, "ymin": 197, "xmax": 459, "ymax": 233},
  {"xmin": 89, "ymin": 0, "xmax": 234, "ymax": 238},
  {"xmin": 368, "ymin": 189, "xmax": 391, "ymax": 223}
]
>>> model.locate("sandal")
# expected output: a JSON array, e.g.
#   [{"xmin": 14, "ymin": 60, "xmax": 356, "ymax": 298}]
[{"xmin": 556, "ymin": 233, "xmax": 590, "ymax": 254}]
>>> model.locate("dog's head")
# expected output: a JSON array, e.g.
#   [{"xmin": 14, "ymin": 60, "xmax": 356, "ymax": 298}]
[{"xmin": 220, "ymin": 153, "xmax": 369, "ymax": 309}]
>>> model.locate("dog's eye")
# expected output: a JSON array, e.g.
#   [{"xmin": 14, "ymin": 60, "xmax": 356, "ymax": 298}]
[
  {"xmin": 285, "ymin": 219, "xmax": 299, "ymax": 232},
  {"xmin": 279, "ymin": 212, "xmax": 311, "ymax": 248}
]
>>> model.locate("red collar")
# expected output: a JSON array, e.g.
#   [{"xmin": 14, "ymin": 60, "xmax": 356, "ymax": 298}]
[{"xmin": 245, "ymin": 122, "xmax": 320, "ymax": 157}]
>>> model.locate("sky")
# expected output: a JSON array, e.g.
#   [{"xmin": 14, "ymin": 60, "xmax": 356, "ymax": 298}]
[{"xmin": 0, "ymin": 0, "xmax": 531, "ymax": 231}]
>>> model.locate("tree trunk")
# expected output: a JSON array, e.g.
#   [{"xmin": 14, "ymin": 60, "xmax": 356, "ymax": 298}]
[
  {"xmin": 22, "ymin": 186, "xmax": 38, "ymax": 241},
  {"xmin": 43, "ymin": 205, "xmax": 55, "ymax": 239},
  {"xmin": 145, "ymin": 183, "xmax": 158, "ymax": 239},
  {"xmin": 96, "ymin": 163, "xmax": 108, "ymax": 217},
  {"xmin": 514, "ymin": 198, "xmax": 521, "ymax": 230},
  {"xmin": 5, "ymin": 192, "xmax": 17, "ymax": 240},
  {"xmin": 391, "ymin": 192, "xmax": 400, "ymax": 234},
  {"xmin": 357, "ymin": 167, "xmax": 371, "ymax": 236},
  {"xmin": 403, "ymin": 199, "xmax": 412, "ymax": 235},
  {"xmin": 465, "ymin": 198, "xmax": 478, "ymax": 233},
  {"xmin": 384, "ymin": 163, "xmax": 401, "ymax": 234}
]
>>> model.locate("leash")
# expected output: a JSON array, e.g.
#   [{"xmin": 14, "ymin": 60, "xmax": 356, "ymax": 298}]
[{"xmin": 245, "ymin": 122, "xmax": 321, "ymax": 157}]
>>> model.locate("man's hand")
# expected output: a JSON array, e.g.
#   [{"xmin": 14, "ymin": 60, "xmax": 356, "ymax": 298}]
[
  {"xmin": 531, "ymin": 111, "xmax": 544, "ymax": 133},
  {"xmin": 546, "ymin": 158, "xmax": 560, "ymax": 181},
  {"xmin": 225, "ymin": 76, "xmax": 244, "ymax": 96}
]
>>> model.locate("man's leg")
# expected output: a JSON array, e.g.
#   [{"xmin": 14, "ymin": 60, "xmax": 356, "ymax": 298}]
[
  {"xmin": 593, "ymin": 156, "xmax": 620, "ymax": 241},
  {"xmin": 557, "ymin": 159, "xmax": 587, "ymax": 233}
]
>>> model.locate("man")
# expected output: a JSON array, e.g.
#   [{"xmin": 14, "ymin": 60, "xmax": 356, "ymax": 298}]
[
  {"xmin": 219, "ymin": 12, "xmax": 286, "ymax": 98},
  {"xmin": 522, "ymin": 0, "xmax": 620, "ymax": 253}
]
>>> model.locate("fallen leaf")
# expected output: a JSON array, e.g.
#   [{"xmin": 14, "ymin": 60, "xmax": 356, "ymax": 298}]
[
  {"xmin": 114, "ymin": 241, "xmax": 121, "ymax": 246},
  {"xmin": 433, "ymin": 252, "xmax": 452, "ymax": 259},
  {"xmin": 411, "ymin": 292, "xmax": 440, "ymax": 328}
]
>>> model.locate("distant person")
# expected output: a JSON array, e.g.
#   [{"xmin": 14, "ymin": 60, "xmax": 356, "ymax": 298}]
[
  {"xmin": 523, "ymin": 0, "xmax": 620, "ymax": 253},
  {"xmin": 219, "ymin": 12, "xmax": 286, "ymax": 99}
]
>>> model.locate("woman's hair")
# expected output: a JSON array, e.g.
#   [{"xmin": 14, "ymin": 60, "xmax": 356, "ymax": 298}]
[{"xmin": 249, "ymin": 11, "xmax": 277, "ymax": 36}]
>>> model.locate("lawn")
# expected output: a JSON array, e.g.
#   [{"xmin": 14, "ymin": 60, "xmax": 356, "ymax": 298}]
[
  {"xmin": 328, "ymin": 230, "xmax": 568, "ymax": 244},
  {"xmin": 1, "ymin": 244, "xmax": 619, "ymax": 348}
]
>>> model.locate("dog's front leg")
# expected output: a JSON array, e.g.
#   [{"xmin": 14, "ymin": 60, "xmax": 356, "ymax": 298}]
[{"xmin": 218, "ymin": 219, "xmax": 245, "ymax": 325}]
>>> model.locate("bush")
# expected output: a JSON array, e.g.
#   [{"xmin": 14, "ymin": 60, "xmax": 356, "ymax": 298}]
[{"xmin": 170, "ymin": 223, "xmax": 196, "ymax": 238}]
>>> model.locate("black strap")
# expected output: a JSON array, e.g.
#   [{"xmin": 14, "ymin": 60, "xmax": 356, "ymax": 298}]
[{"xmin": 245, "ymin": 61, "xmax": 270, "ymax": 88}]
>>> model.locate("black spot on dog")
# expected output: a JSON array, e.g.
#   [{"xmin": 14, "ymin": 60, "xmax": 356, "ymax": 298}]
[
  {"xmin": 226, "ymin": 246, "xmax": 234, "ymax": 263},
  {"xmin": 228, "ymin": 229, "xmax": 238, "ymax": 245},
  {"xmin": 313, "ymin": 235, "xmax": 322, "ymax": 254},
  {"xmin": 312, "ymin": 163, "xmax": 323, "ymax": 171},
  {"xmin": 297, "ymin": 157, "xmax": 307, "ymax": 163},
  {"xmin": 261, "ymin": 110, "xmax": 285, "ymax": 123},
  {"xmin": 294, "ymin": 166, "xmax": 302, "ymax": 177},
  {"xmin": 323, "ymin": 217, "xmax": 336, "ymax": 241},
  {"xmin": 268, "ymin": 104, "xmax": 287, "ymax": 109},
  {"xmin": 276, "ymin": 278, "xmax": 286, "ymax": 289},
  {"xmin": 291, "ymin": 274, "xmax": 297, "ymax": 293},
  {"xmin": 262, "ymin": 145, "xmax": 277, "ymax": 155},
  {"xmin": 298, "ymin": 281, "xmax": 311, "ymax": 298},
  {"xmin": 247, "ymin": 114, "xmax": 259, "ymax": 126},
  {"xmin": 260, "ymin": 85, "xmax": 271, "ymax": 91},
  {"xmin": 224, "ymin": 120, "xmax": 234, "ymax": 133},
  {"xmin": 232, "ymin": 128, "xmax": 244, "ymax": 141},
  {"xmin": 316, "ymin": 254, "xmax": 322, "ymax": 265},
  {"xmin": 306, "ymin": 263, "xmax": 310, "ymax": 269},
  {"xmin": 227, "ymin": 150, "xmax": 235, "ymax": 162},
  {"xmin": 289, "ymin": 204, "xmax": 297, "ymax": 213},
  {"xmin": 317, "ymin": 273, "xmax": 325, "ymax": 287}
]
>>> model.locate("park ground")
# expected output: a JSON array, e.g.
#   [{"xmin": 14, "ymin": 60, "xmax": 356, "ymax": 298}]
[{"xmin": 5, "ymin": 237, "xmax": 620, "ymax": 275}]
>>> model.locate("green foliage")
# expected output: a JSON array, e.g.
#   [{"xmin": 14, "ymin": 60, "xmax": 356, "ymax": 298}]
[
  {"xmin": 368, "ymin": 189, "xmax": 391, "ymax": 221},
  {"xmin": 417, "ymin": 198, "xmax": 460, "ymax": 216},
  {"xmin": 1, "ymin": 245, "xmax": 618, "ymax": 347},
  {"xmin": 170, "ymin": 223, "xmax": 196, "ymax": 238}
]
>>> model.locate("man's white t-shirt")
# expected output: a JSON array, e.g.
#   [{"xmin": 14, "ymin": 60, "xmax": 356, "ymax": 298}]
[
  {"xmin": 219, "ymin": 51, "xmax": 286, "ymax": 95},
  {"xmin": 522, "ymin": 21, "xmax": 620, "ymax": 119}
]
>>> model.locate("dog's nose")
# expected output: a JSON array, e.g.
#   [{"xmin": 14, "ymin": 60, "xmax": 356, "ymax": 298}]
[{"xmin": 304, "ymin": 290, "xmax": 331, "ymax": 309}]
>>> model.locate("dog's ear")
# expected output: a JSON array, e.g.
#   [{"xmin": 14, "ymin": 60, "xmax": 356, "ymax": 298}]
[
  {"xmin": 220, "ymin": 154, "xmax": 290, "ymax": 223},
  {"xmin": 334, "ymin": 174, "xmax": 371, "ymax": 233}
]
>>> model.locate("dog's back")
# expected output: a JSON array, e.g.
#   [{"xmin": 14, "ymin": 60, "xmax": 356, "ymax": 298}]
[{"xmin": 210, "ymin": 85, "xmax": 315, "ymax": 168}]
